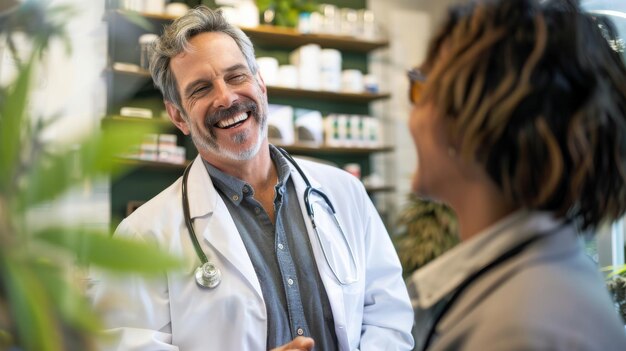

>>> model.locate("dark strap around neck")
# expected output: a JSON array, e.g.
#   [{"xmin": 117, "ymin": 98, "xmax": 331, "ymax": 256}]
[{"xmin": 421, "ymin": 223, "xmax": 567, "ymax": 350}]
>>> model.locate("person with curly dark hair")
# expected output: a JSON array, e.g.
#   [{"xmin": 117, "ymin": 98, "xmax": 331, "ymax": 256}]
[{"xmin": 406, "ymin": 0, "xmax": 626, "ymax": 350}]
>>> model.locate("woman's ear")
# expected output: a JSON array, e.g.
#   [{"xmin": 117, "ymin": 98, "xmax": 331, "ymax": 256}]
[{"xmin": 165, "ymin": 101, "xmax": 190, "ymax": 135}]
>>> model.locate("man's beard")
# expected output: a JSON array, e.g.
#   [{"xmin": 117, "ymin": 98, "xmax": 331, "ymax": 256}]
[{"xmin": 186, "ymin": 97, "xmax": 267, "ymax": 161}]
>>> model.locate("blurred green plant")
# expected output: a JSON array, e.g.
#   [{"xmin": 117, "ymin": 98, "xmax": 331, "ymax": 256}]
[
  {"xmin": 0, "ymin": 1, "xmax": 182, "ymax": 350},
  {"xmin": 602, "ymin": 265, "xmax": 626, "ymax": 323},
  {"xmin": 393, "ymin": 194, "xmax": 459, "ymax": 279},
  {"xmin": 256, "ymin": 0, "xmax": 318, "ymax": 28}
]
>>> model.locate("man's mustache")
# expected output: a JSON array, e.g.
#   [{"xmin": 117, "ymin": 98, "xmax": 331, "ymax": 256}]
[{"xmin": 205, "ymin": 100, "xmax": 259, "ymax": 127}]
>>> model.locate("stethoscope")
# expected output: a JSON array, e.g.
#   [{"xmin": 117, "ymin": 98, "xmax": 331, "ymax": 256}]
[
  {"xmin": 420, "ymin": 222, "xmax": 568, "ymax": 351},
  {"xmin": 182, "ymin": 148, "xmax": 359, "ymax": 289}
]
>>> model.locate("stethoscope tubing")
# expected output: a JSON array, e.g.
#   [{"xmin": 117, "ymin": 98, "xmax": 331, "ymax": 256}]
[
  {"xmin": 182, "ymin": 149, "xmax": 359, "ymax": 288},
  {"xmin": 182, "ymin": 161, "xmax": 208, "ymax": 265}
]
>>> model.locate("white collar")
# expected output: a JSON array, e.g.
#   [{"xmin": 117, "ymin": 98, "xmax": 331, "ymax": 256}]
[{"xmin": 409, "ymin": 210, "xmax": 564, "ymax": 309}]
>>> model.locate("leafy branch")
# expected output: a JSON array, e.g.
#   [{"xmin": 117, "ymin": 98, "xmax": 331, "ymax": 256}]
[{"xmin": 0, "ymin": 1, "xmax": 182, "ymax": 350}]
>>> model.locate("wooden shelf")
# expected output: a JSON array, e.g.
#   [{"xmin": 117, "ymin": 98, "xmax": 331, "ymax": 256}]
[
  {"xmin": 115, "ymin": 158, "xmax": 393, "ymax": 193},
  {"xmin": 110, "ymin": 64, "xmax": 151, "ymax": 77},
  {"xmin": 115, "ymin": 158, "xmax": 188, "ymax": 170},
  {"xmin": 118, "ymin": 10, "xmax": 388, "ymax": 53},
  {"xmin": 107, "ymin": 62, "xmax": 152, "ymax": 79},
  {"xmin": 276, "ymin": 143, "xmax": 394, "ymax": 155},
  {"xmin": 109, "ymin": 65, "xmax": 390, "ymax": 103},
  {"xmin": 365, "ymin": 185, "xmax": 396, "ymax": 193},
  {"xmin": 102, "ymin": 115, "xmax": 172, "ymax": 128},
  {"xmin": 240, "ymin": 25, "xmax": 388, "ymax": 53},
  {"xmin": 267, "ymin": 86, "xmax": 389, "ymax": 103}
]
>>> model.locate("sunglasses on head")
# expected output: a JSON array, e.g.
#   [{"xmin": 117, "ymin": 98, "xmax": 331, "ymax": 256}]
[{"xmin": 407, "ymin": 68, "xmax": 426, "ymax": 104}]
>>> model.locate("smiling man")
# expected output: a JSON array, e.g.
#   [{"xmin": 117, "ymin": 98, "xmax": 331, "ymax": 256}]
[{"xmin": 91, "ymin": 6, "xmax": 413, "ymax": 351}]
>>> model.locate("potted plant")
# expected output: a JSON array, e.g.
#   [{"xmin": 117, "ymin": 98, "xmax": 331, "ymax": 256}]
[
  {"xmin": 393, "ymin": 194, "xmax": 458, "ymax": 279},
  {"xmin": 256, "ymin": 0, "xmax": 318, "ymax": 27},
  {"xmin": 604, "ymin": 265, "xmax": 626, "ymax": 323}
]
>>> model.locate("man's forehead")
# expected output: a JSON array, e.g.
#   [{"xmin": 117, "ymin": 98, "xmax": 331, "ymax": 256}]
[
  {"xmin": 170, "ymin": 32, "xmax": 248, "ymax": 78},
  {"xmin": 179, "ymin": 32, "xmax": 242, "ymax": 58}
]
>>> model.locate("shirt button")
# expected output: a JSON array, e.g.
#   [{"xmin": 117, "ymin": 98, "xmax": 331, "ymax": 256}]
[
  {"xmin": 231, "ymin": 194, "xmax": 239, "ymax": 201},
  {"xmin": 297, "ymin": 328, "xmax": 304, "ymax": 336},
  {"xmin": 254, "ymin": 207, "xmax": 261, "ymax": 214},
  {"xmin": 278, "ymin": 243, "xmax": 284, "ymax": 250},
  {"xmin": 287, "ymin": 278, "xmax": 294, "ymax": 285},
  {"xmin": 242, "ymin": 187, "xmax": 249, "ymax": 193}
]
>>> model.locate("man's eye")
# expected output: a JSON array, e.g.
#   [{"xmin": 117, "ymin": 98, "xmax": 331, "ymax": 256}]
[
  {"xmin": 229, "ymin": 74, "xmax": 246, "ymax": 83},
  {"xmin": 192, "ymin": 86, "xmax": 208, "ymax": 95}
]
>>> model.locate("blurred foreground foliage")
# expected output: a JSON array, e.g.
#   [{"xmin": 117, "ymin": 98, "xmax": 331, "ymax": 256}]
[{"xmin": 0, "ymin": 1, "xmax": 182, "ymax": 350}]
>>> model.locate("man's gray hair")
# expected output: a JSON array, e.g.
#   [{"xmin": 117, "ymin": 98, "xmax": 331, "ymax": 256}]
[{"xmin": 149, "ymin": 6, "xmax": 258, "ymax": 112}]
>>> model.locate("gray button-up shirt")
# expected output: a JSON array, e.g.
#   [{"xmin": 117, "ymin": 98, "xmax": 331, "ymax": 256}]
[{"xmin": 203, "ymin": 146, "xmax": 338, "ymax": 350}]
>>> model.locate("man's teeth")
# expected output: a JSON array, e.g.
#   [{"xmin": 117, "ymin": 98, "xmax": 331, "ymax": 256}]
[{"xmin": 216, "ymin": 113, "xmax": 248, "ymax": 128}]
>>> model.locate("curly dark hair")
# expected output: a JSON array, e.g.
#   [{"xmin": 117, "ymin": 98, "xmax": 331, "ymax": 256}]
[{"xmin": 420, "ymin": 0, "xmax": 626, "ymax": 230}]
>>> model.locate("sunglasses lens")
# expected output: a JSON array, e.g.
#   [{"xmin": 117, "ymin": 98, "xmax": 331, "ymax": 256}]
[
  {"xmin": 408, "ymin": 69, "xmax": 425, "ymax": 104},
  {"xmin": 410, "ymin": 80, "xmax": 423, "ymax": 104}
]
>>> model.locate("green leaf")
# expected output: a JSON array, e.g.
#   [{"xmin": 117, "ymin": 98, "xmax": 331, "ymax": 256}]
[
  {"xmin": 606, "ymin": 264, "xmax": 626, "ymax": 278},
  {"xmin": 17, "ymin": 150, "xmax": 74, "ymax": 210},
  {"xmin": 77, "ymin": 122, "xmax": 162, "ymax": 180},
  {"xmin": 35, "ymin": 228, "xmax": 183, "ymax": 274},
  {"xmin": 0, "ymin": 52, "xmax": 34, "ymax": 194},
  {"xmin": 32, "ymin": 261, "xmax": 101, "ymax": 333},
  {"xmin": 119, "ymin": 10, "xmax": 155, "ymax": 31},
  {"xmin": 257, "ymin": 0, "xmax": 273, "ymax": 12},
  {"xmin": 2, "ymin": 257, "xmax": 63, "ymax": 351},
  {"xmin": 18, "ymin": 122, "xmax": 159, "ymax": 210}
]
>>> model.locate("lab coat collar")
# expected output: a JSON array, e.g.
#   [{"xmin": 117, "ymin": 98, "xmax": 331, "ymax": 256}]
[
  {"xmin": 286, "ymin": 158, "xmax": 351, "ymax": 351},
  {"xmin": 187, "ymin": 155, "xmax": 218, "ymax": 219},
  {"xmin": 286, "ymin": 156, "xmax": 323, "ymax": 190},
  {"xmin": 185, "ymin": 155, "xmax": 263, "ymax": 299}
]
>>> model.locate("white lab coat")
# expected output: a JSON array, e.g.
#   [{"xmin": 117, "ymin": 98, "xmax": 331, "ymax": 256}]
[{"xmin": 92, "ymin": 155, "xmax": 414, "ymax": 351}]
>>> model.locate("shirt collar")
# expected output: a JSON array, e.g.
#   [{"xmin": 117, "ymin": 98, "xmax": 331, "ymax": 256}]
[
  {"xmin": 269, "ymin": 144, "xmax": 292, "ymax": 188},
  {"xmin": 202, "ymin": 145, "xmax": 291, "ymax": 206},
  {"xmin": 410, "ymin": 210, "xmax": 564, "ymax": 309}
]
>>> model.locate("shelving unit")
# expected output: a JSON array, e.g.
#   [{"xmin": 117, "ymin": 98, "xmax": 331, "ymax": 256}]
[
  {"xmin": 105, "ymin": 3, "xmax": 393, "ymax": 225},
  {"xmin": 120, "ymin": 10, "xmax": 389, "ymax": 53},
  {"xmin": 110, "ymin": 65, "xmax": 390, "ymax": 103},
  {"xmin": 103, "ymin": 115, "xmax": 394, "ymax": 155},
  {"xmin": 113, "ymin": 157, "xmax": 393, "ymax": 194}
]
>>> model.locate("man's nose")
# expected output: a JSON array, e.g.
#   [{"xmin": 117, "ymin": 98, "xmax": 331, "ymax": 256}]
[{"xmin": 211, "ymin": 80, "xmax": 237, "ymax": 109}]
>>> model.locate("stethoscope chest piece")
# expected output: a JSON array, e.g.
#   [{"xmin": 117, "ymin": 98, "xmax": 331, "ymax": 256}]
[{"xmin": 195, "ymin": 262, "xmax": 222, "ymax": 289}]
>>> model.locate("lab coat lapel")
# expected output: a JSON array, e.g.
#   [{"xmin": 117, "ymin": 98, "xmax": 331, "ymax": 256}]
[
  {"xmin": 186, "ymin": 156, "xmax": 263, "ymax": 299},
  {"xmin": 289, "ymin": 160, "xmax": 351, "ymax": 351}
]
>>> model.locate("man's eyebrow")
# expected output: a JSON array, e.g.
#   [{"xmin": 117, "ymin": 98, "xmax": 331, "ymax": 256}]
[
  {"xmin": 225, "ymin": 63, "xmax": 248, "ymax": 73},
  {"xmin": 183, "ymin": 78, "xmax": 212, "ymax": 98},
  {"xmin": 182, "ymin": 64, "xmax": 250, "ymax": 98}
]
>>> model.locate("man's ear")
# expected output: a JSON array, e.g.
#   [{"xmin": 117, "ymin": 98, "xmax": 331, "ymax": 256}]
[
  {"xmin": 255, "ymin": 71, "xmax": 267, "ymax": 95},
  {"xmin": 165, "ymin": 101, "xmax": 190, "ymax": 135}
]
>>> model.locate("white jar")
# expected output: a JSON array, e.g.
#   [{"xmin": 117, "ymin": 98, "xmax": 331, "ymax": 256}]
[
  {"xmin": 320, "ymin": 49, "xmax": 342, "ymax": 92},
  {"xmin": 341, "ymin": 69, "xmax": 364, "ymax": 93},
  {"xmin": 277, "ymin": 65, "xmax": 298, "ymax": 88},
  {"xmin": 257, "ymin": 57, "xmax": 279, "ymax": 86},
  {"xmin": 138, "ymin": 33, "xmax": 158, "ymax": 70}
]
